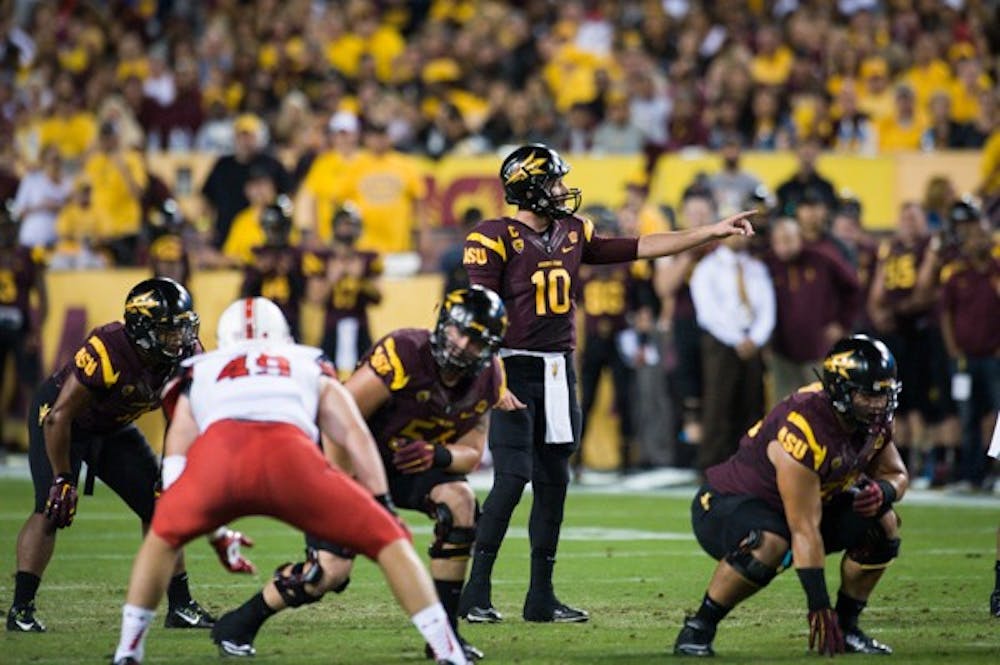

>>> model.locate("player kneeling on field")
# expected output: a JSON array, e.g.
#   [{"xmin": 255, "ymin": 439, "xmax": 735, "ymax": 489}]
[
  {"xmin": 212, "ymin": 286, "xmax": 508, "ymax": 662},
  {"xmin": 111, "ymin": 297, "xmax": 469, "ymax": 665},
  {"xmin": 674, "ymin": 335, "xmax": 906, "ymax": 657}
]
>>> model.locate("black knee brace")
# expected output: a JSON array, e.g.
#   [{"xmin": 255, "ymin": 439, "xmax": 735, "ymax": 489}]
[
  {"xmin": 848, "ymin": 524, "xmax": 901, "ymax": 569},
  {"xmin": 273, "ymin": 550, "xmax": 325, "ymax": 607},
  {"xmin": 724, "ymin": 530, "xmax": 778, "ymax": 588},
  {"xmin": 428, "ymin": 502, "xmax": 476, "ymax": 561}
]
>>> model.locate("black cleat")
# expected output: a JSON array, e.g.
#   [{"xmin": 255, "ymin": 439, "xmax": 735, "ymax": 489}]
[
  {"xmin": 991, "ymin": 589, "xmax": 1000, "ymax": 617},
  {"xmin": 6, "ymin": 603, "xmax": 46, "ymax": 632},
  {"xmin": 843, "ymin": 627, "xmax": 893, "ymax": 655},
  {"xmin": 164, "ymin": 599, "xmax": 216, "ymax": 629},
  {"xmin": 211, "ymin": 610, "xmax": 257, "ymax": 657},
  {"xmin": 523, "ymin": 599, "xmax": 589, "ymax": 623},
  {"xmin": 425, "ymin": 636, "xmax": 484, "ymax": 661},
  {"xmin": 462, "ymin": 605, "xmax": 503, "ymax": 623},
  {"xmin": 111, "ymin": 658, "xmax": 140, "ymax": 665},
  {"xmin": 673, "ymin": 616, "xmax": 716, "ymax": 657}
]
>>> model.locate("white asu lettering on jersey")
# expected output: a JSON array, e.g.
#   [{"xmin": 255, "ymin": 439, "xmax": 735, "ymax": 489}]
[{"xmin": 184, "ymin": 342, "xmax": 327, "ymax": 441}]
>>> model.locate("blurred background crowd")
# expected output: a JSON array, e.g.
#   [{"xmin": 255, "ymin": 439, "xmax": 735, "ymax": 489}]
[{"xmin": 0, "ymin": 0, "xmax": 998, "ymax": 492}]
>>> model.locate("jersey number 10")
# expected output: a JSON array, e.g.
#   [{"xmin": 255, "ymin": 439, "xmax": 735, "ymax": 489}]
[{"xmin": 530, "ymin": 268, "xmax": 571, "ymax": 316}]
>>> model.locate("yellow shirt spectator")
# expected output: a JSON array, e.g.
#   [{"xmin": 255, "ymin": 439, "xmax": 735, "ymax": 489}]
[
  {"xmin": 301, "ymin": 151, "xmax": 358, "ymax": 242},
  {"xmin": 83, "ymin": 150, "xmax": 147, "ymax": 239},
  {"xmin": 948, "ymin": 74, "xmax": 991, "ymax": 123},
  {"xmin": 751, "ymin": 45, "xmax": 793, "ymax": 86},
  {"xmin": 902, "ymin": 59, "xmax": 952, "ymax": 108},
  {"xmin": 980, "ymin": 130, "xmax": 1000, "ymax": 198},
  {"xmin": 223, "ymin": 205, "xmax": 267, "ymax": 265},
  {"xmin": 342, "ymin": 151, "xmax": 426, "ymax": 254},
  {"xmin": 38, "ymin": 112, "xmax": 97, "ymax": 160},
  {"xmin": 55, "ymin": 200, "xmax": 95, "ymax": 244},
  {"xmin": 876, "ymin": 116, "xmax": 924, "ymax": 151},
  {"xmin": 224, "ymin": 205, "xmax": 303, "ymax": 264}
]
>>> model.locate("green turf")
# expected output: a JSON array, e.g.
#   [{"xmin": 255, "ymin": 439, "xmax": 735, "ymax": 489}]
[{"xmin": 1, "ymin": 478, "xmax": 997, "ymax": 663}]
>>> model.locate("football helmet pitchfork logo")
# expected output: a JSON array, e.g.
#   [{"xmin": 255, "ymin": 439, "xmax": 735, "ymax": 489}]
[
  {"xmin": 505, "ymin": 150, "xmax": 547, "ymax": 185},
  {"xmin": 125, "ymin": 290, "xmax": 159, "ymax": 317},
  {"xmin": 823, "ymin": 350, "xmax": 859, "ymax": 379}
]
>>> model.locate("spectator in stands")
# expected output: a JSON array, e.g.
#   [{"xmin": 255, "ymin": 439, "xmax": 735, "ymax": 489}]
[
  {"xmin": 921, "ymin": 92, "xmax": 970, "ymax": 151},
  {"xmin": 708, "ymin": 133, "xmax": 763, "ymax": 217},
  {"xmin": 833, "ymin": 83, "xmax": 875, "ymax": 154},
  {"xmin": 857, "ymin": 57, "xmax": 895, "ymax": 122},
  {"xmin": 296, "ymin": 111, "xmax": 363, "ymax": 246},
  {"xmin": 793, "ymin": 187, "xmax": 853, "ymax": 265},
  {"xmin": 591, "ymin": 92, "xmax": 643, "ymax": 155},
  {"xmin": 765, "ymin": 217, "xmax": 861, "ymax": 401},
  {"xmin": 222, "ymin": 167, "xmax": 278, "ymax": 266},
  {"xmin": 83, "ymin": 121, "xmax": 148, "ymax": 265},
  {"xmin": 341, "ymin": 119, "xmax": 426, "ymax": 257},
  {"xmin": 776, "ymin": 137, "xmax": 837, "ymax": 216},
  {"xmin": 38, "ymin": 72, "xmax": 95, "ymax": 164},
  {"xmin": 922, "ymin": 175, "xmax": 957, "ymax": 231},
  {"xmin": 10, "ymin": 146, "xmax": 71, "ymax": 250},
  {"xmin": 749, "ymin": 87, "xmax": 795, "ymax": 150},
  {"xmin": 201, "ymin": 113, "xmax": 290, "ymax": 249},
  {"xmin": 876, "ymin": 84, "xmax": 925, "ymax": 152},
  {"xmin": 163, "ymin": 54, "xmax": 203, "ymax": 151}
]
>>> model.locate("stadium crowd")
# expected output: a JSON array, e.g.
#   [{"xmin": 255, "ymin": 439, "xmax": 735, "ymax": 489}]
[{"xmin": 0, "ymin": 0, "xmax": 997, "ymax": 494}]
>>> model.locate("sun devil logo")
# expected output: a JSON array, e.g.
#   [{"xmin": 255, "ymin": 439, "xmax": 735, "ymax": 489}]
[
  {"xmin": 504, "ymin": 151, "xmax": 547, "ymax": 185},
  {"xmin": 125, "ymin": 290, "xmax": 159, "ymax": 317},
  {"xmin": 823, "ymin": 351, "xmax": 860, "ymax": 379}
]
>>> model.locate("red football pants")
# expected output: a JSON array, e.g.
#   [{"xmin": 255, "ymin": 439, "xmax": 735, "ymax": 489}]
[{"xmin": 152, "ymin": 420, "xmax": 408, "ymax": 559}]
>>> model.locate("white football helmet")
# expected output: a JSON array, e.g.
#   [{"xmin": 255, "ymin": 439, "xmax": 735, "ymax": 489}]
[{"xmin": 216, "ymin": 297, "xmax": 292, "ymax": 348}]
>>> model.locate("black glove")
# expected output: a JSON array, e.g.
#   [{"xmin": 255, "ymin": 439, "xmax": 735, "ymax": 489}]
[
  {"xmin": 808, "ymin": 607, "xmax": 845, "ymax": 656},
  {"xmin": 45, "ymin": 474, "xmax": 78, "ymax": 528}
]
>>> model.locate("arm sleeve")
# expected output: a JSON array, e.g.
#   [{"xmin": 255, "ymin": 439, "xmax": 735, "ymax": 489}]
[
  {"xmin": 364, "ymin": 333, "xmax": 414, "ymax": 392},
  {"xmin": 71, "ymin": 332, "xmax": 120, "ymax": 391},
  {"xmin": 778, "ymin": 408, "xmax": 830, "ymax": 474},
  {"xmin": 582, "ymin": 235, "xmax": 640, "ymax": 265}
]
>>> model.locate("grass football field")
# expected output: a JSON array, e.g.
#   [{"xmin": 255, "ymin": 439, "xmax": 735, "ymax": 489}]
[{"xmin": 1, "ymin": 477, "xmax": 997, "ymax": 664}]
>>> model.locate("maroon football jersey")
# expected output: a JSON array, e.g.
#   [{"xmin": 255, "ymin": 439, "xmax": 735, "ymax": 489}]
[
  {"xmin": 463, "ymin": 215, "xmax": 639, "ymax": 352},
  {"xmin": 242, "ymin": 245, "xmax": 307, "ymax": 336},
  {"xmin": 580, "ymin": 261, "xmax": 651, "ymax": 337},
  {"xmin": 360, "ymin": 328, "xmax": 504, "ymax": 459},
  {"xmin": 0, "ymin": 246, "xmax": 40, "ymax": 331},
  {"xmin": 876, "ymin": 237, "xmax": 935, "ymax": 326},
  {"xmin": 706, "ymin": 384, "xmax": 894, "ymax": 512},
  {"xmin": 51, "ymin": 322, "xmax": 181, "ymax": 435},
  {"xmin": 315, "ymin": 249, "xmax": 383, "ymax": 334}
]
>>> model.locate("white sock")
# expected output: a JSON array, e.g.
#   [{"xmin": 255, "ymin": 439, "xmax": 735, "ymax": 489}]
[
  {"xmin": 113, "ymin": 604, "xmax": 155, "ymax": 663},
  {"xmin": 411, "ymin": 602, "xmax": 466, "ymax": 664}
]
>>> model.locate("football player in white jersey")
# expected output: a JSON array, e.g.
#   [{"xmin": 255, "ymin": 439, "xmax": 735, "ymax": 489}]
[{"xmin": 111, "ymin": 297, "xmax": 468, "ymax": 665}]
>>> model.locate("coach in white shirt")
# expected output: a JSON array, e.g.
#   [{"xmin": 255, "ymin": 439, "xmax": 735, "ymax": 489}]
[
  {"xmin": 11, "ymin": 146, "xmax": 72, "ymax": 248},
  {"xmin": 690, "ymin": 232, "xmax": 775, "ymax": 472}
]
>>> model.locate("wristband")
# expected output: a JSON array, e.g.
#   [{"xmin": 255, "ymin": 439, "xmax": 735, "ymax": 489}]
[
  {"xmin": 374, "ymin": 493, "xmax": 397, "ymax": 515},
  {"xmin": 875, "ymin": 479, "xmax": 897, "ymax": 512},
  {"xmin": 432, "ymin": 444, "xmax": 453, "ymax": 469},
  {"xmin": 796, "ymin": 567, "xmax": 830, "ymax": 611}
]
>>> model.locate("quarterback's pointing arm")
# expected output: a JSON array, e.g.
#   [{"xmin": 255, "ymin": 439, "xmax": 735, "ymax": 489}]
[{"xmin": 637, "ymin": 210, "xmax": 756, "ymax": 259}]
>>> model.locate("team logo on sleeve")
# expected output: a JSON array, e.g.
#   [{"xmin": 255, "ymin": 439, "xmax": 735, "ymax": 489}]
[
  {"xmin": 568, "ymin": 231, "xmax": 578, "ymax": 244},
  {"xmin": 512, "ymin": 238, "xmax": 524, "ymax": 253}
]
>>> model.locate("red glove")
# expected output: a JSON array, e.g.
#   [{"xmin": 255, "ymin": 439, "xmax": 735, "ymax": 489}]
[
  {"xmin": 808, "ymin": 607, "xmax": 845, "ymax": 656},
  {"xmin": 851, "ymin": 479, "xmax": 895, "ymax": 518},
  {"xmin": 392, "ymin": 440, "xmax": 436, "ymax": 474},
  {"xmin": 208, "ymin": 527, "xmax": 256, "ymax": 574},
  {"xmin": 45, "ymin": 474, "xmax": 78, "ymax": 528}
]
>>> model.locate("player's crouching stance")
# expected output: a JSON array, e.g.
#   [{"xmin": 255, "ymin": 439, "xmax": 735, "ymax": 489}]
[
  {"xmin": 111, "ymin": 297, "xmax": 469, "ymax": 665},
  {"xmin": 673, "ymin": 335, "xmax": 907, "ymax": 657},
  {"xmin": 213, "ymin": 286, "xmax": 508, "ymax": 662}
]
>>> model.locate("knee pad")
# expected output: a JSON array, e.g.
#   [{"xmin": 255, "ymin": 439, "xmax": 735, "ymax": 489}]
[
  {"xmin": 724, "ymin": 530, "xmax": 778, "ymax": 588},
  {"xmin": 273, "ymin": 551, "xmax": 325, "ymax": 608},
  {"xmin": 848, "ymin": 525, "xmax": 901, "ymax": 569},
  {"xmin": 428, "ymin": 502, "xmax": 476, "ymax": 561}
]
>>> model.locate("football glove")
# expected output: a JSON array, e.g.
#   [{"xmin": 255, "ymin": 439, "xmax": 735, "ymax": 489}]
[
  {"xmin": 208, "ymin": 527, "xmax": 256, "ymax": 574},
  {"xmin": 808, "ymin": 607, "xmax": 845, "ymax": 656},
  {"xmin": 45, "ymin": 474, "xmax": 78, "ymax": 528},
  {"xmin": 851, "ymin": 479, "xmax": 896, "ymax": 518},
  {"xmin": 392, "ymin": 440, "xmax": 452, "ymax": 474}
]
